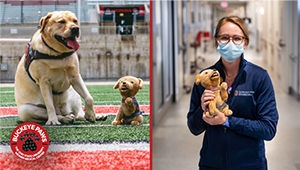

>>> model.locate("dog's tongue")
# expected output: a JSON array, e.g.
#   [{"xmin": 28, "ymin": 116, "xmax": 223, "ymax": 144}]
[{"xmin": 67, "ymin": 39, "xmax": 80, "ymax": 51}]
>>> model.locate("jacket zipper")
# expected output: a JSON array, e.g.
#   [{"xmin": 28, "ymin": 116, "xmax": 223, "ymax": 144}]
[{"xmin": 224, "ymin": 126, "xmax": 229, "ymax": 170}]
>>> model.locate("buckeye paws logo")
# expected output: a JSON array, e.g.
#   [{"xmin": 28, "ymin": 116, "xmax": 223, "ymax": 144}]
[{"xmin": 10, "ymin": 122, "xmax": 49, "ymax": 161}]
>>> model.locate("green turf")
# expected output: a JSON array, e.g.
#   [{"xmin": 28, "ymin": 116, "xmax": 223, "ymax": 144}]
[
  {"xmin": 0, "ymin": 116, "xmax": 150, "ymax": 127},
  {"xmin": 0, "ymin": 125, "xmax": 149, "ymax": 142},
  {"xmin": 0, "ymin": 87, "xmax": 15, "ymax": 106},
  {"xmin": 0, "ymin": 85, "xmax": 150, "ymax": 106},
  {"xmin": 0, "ymin": 116, "xmax": 150, "ymax": 142},
  {"xmin": 0, "ymin": 84, "xmax": 150, "ymax": 143},
  {"xmin": 86, "ymin": 85, "xmax": 150, "ymax": 105}
]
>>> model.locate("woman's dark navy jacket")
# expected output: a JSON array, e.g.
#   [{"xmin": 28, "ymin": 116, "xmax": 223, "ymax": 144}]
[{"xmin": 187, "ymin": 54, "xmax": 279, "ymax": 170}]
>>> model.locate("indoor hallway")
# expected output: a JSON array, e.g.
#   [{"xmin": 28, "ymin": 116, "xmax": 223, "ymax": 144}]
[{"xmin": 153, "ymin": 49, "xmax": 300, "ymax": 170}]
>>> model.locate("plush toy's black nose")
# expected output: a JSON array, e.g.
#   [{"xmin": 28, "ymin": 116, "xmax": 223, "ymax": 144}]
[
  {"xmin": 123, "ymin": 82, "xmax": 126, "ymax": 85},
  {"xmin": 71, "ymin": 26, "xmax": 79, "ymax": 36}
]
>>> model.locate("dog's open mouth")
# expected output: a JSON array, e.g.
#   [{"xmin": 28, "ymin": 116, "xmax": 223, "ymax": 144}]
[
  {"xmin": 211, "ymin": 72, "xmax": 219, "ymax": 78},
  {"xmin": 121, "ymin": 86, "xmax": 128, "ymax": 90},
  {"xmin": 55, "ymin": 35, "xmax": 80, "ymax": 51}
]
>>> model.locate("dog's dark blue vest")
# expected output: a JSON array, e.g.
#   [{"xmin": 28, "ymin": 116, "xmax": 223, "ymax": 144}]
[{"xmin": 121, "ymin": 98, "xmax": 144, "ymax": 119}]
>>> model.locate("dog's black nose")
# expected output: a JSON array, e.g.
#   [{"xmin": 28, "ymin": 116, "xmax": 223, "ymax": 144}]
[
  {"xmin": 123, "ymin": 82, "xmax": 126, "ymax": 85},
  {"xmin": 71, "ymin": 26, "xmax": 79, "ymax": 36},
  {"xmin": 213, "ymin": 68, "xmax": 217, "ymax": 71}
]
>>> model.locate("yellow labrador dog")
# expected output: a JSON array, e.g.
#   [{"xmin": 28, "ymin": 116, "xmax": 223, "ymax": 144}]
[{"xmin": 15, "ymin": 11, "xmax": 106, "ymax": 125}]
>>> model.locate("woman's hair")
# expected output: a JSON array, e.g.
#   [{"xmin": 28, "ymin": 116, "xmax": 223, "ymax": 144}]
[{"xmin": 214, "ymin": 16, "xmax": 249, "ymax": 45}]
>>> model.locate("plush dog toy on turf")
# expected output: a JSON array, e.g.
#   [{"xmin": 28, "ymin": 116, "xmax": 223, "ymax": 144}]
[
  {"xmin": 112, "ymin": 76, "xmax": 144, "ymax": 125},
  {"xmin": 195, "ymin": 69, "xmax": 233, "ymax": 118}
]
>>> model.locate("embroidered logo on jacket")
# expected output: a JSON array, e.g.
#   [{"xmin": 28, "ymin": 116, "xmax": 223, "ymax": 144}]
[{"xmin": 234, "ymin": 90, "xmax": 255, "ymax": 96}]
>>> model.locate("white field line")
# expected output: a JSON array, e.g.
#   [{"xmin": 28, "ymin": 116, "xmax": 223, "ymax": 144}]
[
  {"xmin": 0, "ymin": 38, "xmax": 30, "ymax": 42},
  {"xmin": 0, "ymin": 81, "xmax": 150, "ymax": 87},
  {"xmin": 0, "ymin": 113, "xmax": 150, "ymax": 119},
  {"xmin": 0, "ymin": 102, "xmax": 16, "ymax": 105},
  {"xmin": 0, "ymin": 91, "xmax": 14, "ymax": 93},
  {"xmin": 92, "ymin": 92, "xmax": 149, "ymax": 95},
  {"xmin": 0, "ymin": 91, "xmax": 150, "ymax": 95},
  {"xmin": 0, "ymin": 105, "xmax": 150, "ymax": 108},
  {"xmin": 93, "ymin": 100, "xmax": 149, "ymax": 104},
  {"xmin": 0, "ymin": 142, "xmax": 150, "ymax": 153},
  {"xmin": 0, "ymin": 101, "xmax": 150, "ymax": 105},
  {"xmin": 0, "ymin": 124, "xmax": 150, "ymax": 129}
]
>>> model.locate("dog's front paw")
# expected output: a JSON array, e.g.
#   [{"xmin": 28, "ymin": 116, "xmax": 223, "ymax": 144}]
[
  {"xmin": 84, "ymin": 106, "xmax": 96, "ymax": 123},
  {"xmin": 225, "ymin": 109, "xmax": 233, "ymax": 116},
  {"xmin": 131, "ymin": 121, "xmax": 141, "ymax": 125},
  {"xmin": 125, "ymin": 98, "xmax": 134, "ymax": 106},
  {"xmin": 59, "ymin": 115, "xmax": 75, "ymax": 124},
  {"xmin": 46, "ymin": 117, "xmax": 61, "ymax": 125},
  {"xmin": 112, "ymin": 120, "xmax": 121, "ymax": 125},
  {"xmin": 96, "ymin": 114, "xmax": 108, "ymax": 121},
  {"xmin": 206, "ymin": 111, "xmax": 214, "ymax": 118},
  {"xmin": 85, "ymin": 113, "xmax": 96, "ymax": 123},
  {"xmin": 221, "ymin": 82, "xmax": 228, "ymax": 90}
]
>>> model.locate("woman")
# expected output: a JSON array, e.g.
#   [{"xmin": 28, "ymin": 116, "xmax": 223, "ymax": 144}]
[{"xmin": 187, "ymin": 16, "xmax": 279, "ymax": 170}]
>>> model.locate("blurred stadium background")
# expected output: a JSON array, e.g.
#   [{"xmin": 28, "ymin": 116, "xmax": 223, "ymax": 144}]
[{"xmin": 0, "ymin": 0, "xmax": 150, "ymax": 83}]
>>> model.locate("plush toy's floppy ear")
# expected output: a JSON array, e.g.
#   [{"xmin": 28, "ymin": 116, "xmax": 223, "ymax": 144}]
[
  {"xmin": 195, "ymin": 74, "xmax": 201, "ymax": 85},
  {"xmin": 138, "ymin": 78, "xmax": 144, "ymax": 89},
  {"xmin": 40, "ymin": 12, "xmax": 53, "ymax": 33},
  {"xmin": 113, "ymin": 79, "xmax": 121, "ymax": 89}
]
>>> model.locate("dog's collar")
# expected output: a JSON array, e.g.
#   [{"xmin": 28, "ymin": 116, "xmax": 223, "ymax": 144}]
[
  {"xmin": 207, "ymin": 87, "xmax": 220, "ymax": 91},
  {"xmin": 41, "ymin": 36, "xmax": 59, "ymax": 53},
  {"xmin": 24, "ymin": 40, "xmax": 75, "ymax": 83},
  {"xmin": 216, "ymin": 102, "xmax": 228, "ymax": 110}
]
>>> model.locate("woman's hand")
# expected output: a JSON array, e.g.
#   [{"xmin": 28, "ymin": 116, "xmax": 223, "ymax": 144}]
[
  {"xmin": 201, "ymin": 90, "xmax": 215, "ymax": 111},
  {"xmin": 203, "ymin": 111, "xmax": 227, "ymax": 126}
]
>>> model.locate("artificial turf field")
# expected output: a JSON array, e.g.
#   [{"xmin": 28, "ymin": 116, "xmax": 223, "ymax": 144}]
[
  {"xmin": 0, "ymin": 85, "xmax": 150, "ymax": 144},
  {"xmin": 0, "ymin": 84, "xmax": 150, "ymax": 169}
]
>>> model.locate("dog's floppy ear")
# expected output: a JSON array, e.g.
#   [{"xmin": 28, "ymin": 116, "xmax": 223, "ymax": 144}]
[
  {"xmin": 113, "ymin": 79, "xmax": 121, "ymax": 89},
  {"xmin": 195, "ymin": 74, "xmax": 201, "ymax": 85},
  {"xmin": 40, "ymin": 12, "xmax": 53, "ymax": 33},
  {"xmin": 220, "ymin": 76, "xmax": 224, "ymax": 83},
  {"xmin": 138, "ymin": 78, "xmax": 144, "ymax": 89}
]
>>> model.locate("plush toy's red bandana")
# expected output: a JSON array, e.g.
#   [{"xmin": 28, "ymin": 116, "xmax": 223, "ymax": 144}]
[{"xmin": 207, "ymin": 87, "xmax": 220, "ymax": 91}]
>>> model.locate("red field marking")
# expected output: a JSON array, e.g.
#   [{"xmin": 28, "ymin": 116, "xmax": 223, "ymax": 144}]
[
  {"xmin": 0, "ymin": 150, "xmax": 150, "ymax": 170},
  {"xmin": 0, "ymin": 106, "xmax": 150, "ymax": 116}
]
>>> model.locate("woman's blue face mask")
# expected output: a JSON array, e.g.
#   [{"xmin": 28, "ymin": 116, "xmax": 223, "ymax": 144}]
[{"xmin": 217, "ymin": 41, "xmax": 244, "ymax": 63}]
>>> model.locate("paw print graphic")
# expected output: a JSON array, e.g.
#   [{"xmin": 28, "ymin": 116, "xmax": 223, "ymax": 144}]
[
  {"xmin": 34, "ymin": 136, "xmax": 40, "ymax": 141},
  {"xmin": 24, "ymin": 132, "xmax": 29, "ymax": 137},
  {"xmin": 21, "ymin": 132, "xmax": 40, "ymax": 152},
  {"xmin": 30, "ymin": 132, "xmax": 35, "ymax": 137},
  {"xmin": 19, "ymin": 136, "xmax": 25, "ymax": 141}
]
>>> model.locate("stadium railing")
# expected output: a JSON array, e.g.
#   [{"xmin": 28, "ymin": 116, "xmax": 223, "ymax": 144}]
[{"xmin": 0, "ymin": 25, "xmax": 149, "ymax": 38}]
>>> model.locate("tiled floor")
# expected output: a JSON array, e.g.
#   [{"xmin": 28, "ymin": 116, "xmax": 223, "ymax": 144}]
[{"xmin": 153, "ymin": 49, "xmax": 300, "ymax": 170}]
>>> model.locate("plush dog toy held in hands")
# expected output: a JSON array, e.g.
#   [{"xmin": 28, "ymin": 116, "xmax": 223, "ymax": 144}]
[
  {"xmin": 195, "ymin": 69, "xmax": 233, "ymax": 118},
  {"xmin": 112, "ymin": 76, "xmax": 144, "ymax": 125}
]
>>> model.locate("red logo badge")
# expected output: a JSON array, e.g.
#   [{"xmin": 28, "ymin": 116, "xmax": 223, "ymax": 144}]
[
  {"xmin": 10, "ymin": 122, "xmax": 49, "ymax": 161},
  {"xmin": 234, "ymin": 90, "xmax": 238, "ymax": 96}
]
